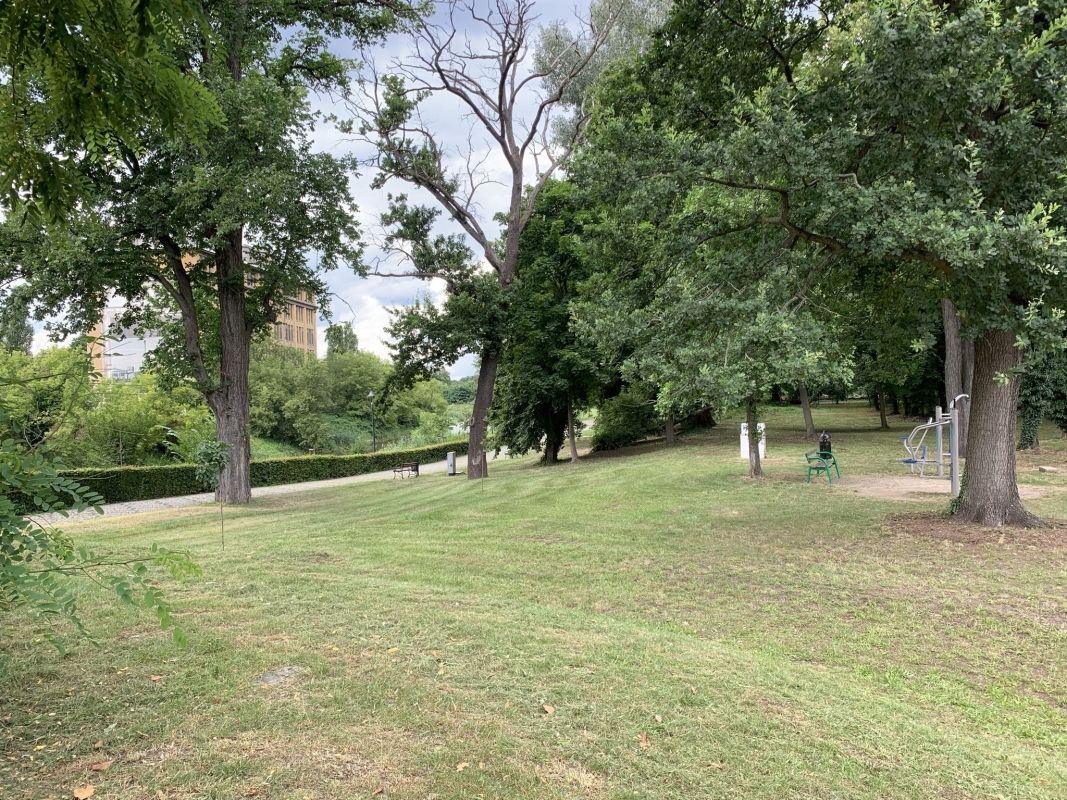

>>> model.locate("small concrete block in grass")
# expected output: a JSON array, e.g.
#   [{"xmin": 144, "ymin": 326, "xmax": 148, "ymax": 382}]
[
  {"xmin": 1038, "ymin": 466, "xmax": 1059, "ymax": 473},
  {"xmin": 256, "ymin": 665, "xmax": 306, "ymax": 686}
]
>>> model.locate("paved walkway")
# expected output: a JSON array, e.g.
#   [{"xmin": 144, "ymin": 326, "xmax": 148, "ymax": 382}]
[{"xmin": 35, "ymin": 451, "xmax": 474, "ymax": 525}]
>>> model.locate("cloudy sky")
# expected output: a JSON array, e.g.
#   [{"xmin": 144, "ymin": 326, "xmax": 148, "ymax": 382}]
[
  {"xmin": 30, "ymin": 0, "xmax": 593, "ymax": 379},
  {"xmin": 308, "ymin": 0, "xmax": 589, "ymax": 378}
]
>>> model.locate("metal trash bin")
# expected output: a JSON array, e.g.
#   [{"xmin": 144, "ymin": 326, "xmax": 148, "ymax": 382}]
[{"xmin": 819, "ymin": 431, "xmax": 832, "ymax": 454}]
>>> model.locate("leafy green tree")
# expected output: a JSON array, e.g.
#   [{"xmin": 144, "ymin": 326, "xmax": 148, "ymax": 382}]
[
  {"xmin": 845, "ymin": 261, "xmax": 943, "ymax": 429},
  {"xmin": 0, "ymin": 346, "xmax": 94, "ymax": 449},
  {"xmin": 59, "ymin": 375, "xmax": 215, "ymax": 468},
  {"xmin": 1018, "ymin": 348, "xmax": 1067, "ymax": 450},
  {"xmin": 0, "ymin": 0, "xmax": 221, "ymax": 218},
  {"xmin": 248, "ymin": 339, "xmax": 449, "ymax": 453},
  {"xmin": 358, "ymin": 1, "xmax": 614, "ymax": 478},
  {"xmin": 0, "ymin": 290, "xmax": 33, "ymax": 354},
  {"xmin": 592, "ymin": 0, "xmax": 1067, "ymax": 524},
  {"xmin": 492, "ymin": 181, "xmax": 603, "ymax": 464},
  {"xmin": 577, "ymin": 234, "xmax": 852, "ymax": 477},
  {"xmin": 1, "ymin": 0, "xmax": 414, "ymax": 503},
  {"xmin": 325, "ymin": 322, "xmax": 358, "ymax": 357},
  {"xmin": 442, "ymin": 377, "xmax": 477, "ymax": 405}
]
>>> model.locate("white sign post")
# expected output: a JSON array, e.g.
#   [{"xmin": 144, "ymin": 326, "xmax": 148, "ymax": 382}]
[{"xmin": 740, "ymin": 423, "xmax": 766, "ymax": 460}]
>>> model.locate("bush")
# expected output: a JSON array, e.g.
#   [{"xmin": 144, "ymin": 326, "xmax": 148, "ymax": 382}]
[
  {"xmin": 57, "ymin": 463, "xmax": 204, "ymax": 504},
  {"xmin": 53, "ymin": 439, "xmax": 470, "ymax": 504},
  {"xmin": 591, "ymin": 390, "xmax": 661, "ymax": 451},
  {"xmin": 250, "ymin": 439, "xmax": 467, "ymax": 487}
]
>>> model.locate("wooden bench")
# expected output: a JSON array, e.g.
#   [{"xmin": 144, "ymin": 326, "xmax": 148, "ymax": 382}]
[
  {"xmin": 393, "ymin": 462, "xmax": 419, "ymax": 479},
  {"xmin": 805, "ymin": 450, "xmax": 841, "ymax": 484}
]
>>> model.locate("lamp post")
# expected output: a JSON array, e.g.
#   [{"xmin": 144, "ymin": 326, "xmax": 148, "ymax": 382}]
[{"xmin": 367, "ymin": 390, "xmax": 376, "ymax": 452}]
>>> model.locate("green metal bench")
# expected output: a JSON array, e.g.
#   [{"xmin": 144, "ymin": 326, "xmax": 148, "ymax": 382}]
[{"xmin": 805, "ymin": 450, "xmax": 841, "ymax": 484}]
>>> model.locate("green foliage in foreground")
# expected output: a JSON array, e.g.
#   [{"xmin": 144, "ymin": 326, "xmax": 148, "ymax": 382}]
[
  {"xmin": 51, "ymin": 440, "xmax": 469, "ymax": 504},
  {"xmin": 0, "ymin": 404, "xmax": 1062, "ymax": 798},
  {"xmin": 0, "ymin": 0, "xmax": 220, "ymax": 218},
  {"xmin": 0, "ymin": 437, "xmax": 198, "ymax": 651}
]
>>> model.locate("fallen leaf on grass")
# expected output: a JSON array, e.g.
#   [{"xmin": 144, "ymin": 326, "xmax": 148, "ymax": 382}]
[
  {"xmin": 542, "ymin": 704, "xmax": 555, "ymax": 715},
  {"xmin": 456, "ymin": 762, "xmax": 469, "ymax": 772},
  {"xmin": 72, "ymin": 786, "xmax": 95, "ymax": 800},
  {"xmin": 708, "ymin": 762, "xmax": 725, "ymax": 770},
  {"xmin": 149, "ymin": 675, "xmax": 163, "ymax": 682},
  {"xmin": 372, "ymin": 784, "xmax": 386, "ymax": 796},
  {"xmin": 89, "ymin": 759, "xmax": 114, "ymax": 772},
  {"xmin": 386, "ymin": 647, "xmax": 399, "ymax": 654},
  {"xmin": 241, "ymin": 788, "xmax": 263, "ymax": 797},
  {"xmin": 637, "ymin": 732, "xmax": 651, "ymax": 749},
  {"xmin": 654, "ymin": 714, "xmax": 663, "ymax": 723}
]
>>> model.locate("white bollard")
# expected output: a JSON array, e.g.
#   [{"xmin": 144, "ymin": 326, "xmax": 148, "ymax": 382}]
[
  {"xmin": 740, "ymin": 423, "xmax": 766, "ymax": 460},
  {"xmin": 446, "ymin": 451, "xmax": 457, "ymax": 476}
]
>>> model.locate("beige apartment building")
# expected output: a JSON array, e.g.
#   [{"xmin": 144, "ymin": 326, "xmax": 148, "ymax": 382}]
[
  {"xmin": 89, "ymin": 291, "xmax": 318, "ymax": 379},
  {"xmin": 272, "ymin": 290, "xmax": 318, "ymax": 355}
]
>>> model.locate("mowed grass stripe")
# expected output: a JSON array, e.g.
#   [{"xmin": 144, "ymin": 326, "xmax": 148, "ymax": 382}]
[{"xmin": 2, "ymin": 403, "xmax": 1065, "ymax": 798}]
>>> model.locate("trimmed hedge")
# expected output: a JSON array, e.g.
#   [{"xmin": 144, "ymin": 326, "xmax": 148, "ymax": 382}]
[
  {"xmin": 55, "ymin": 439, "xmax": 469, "ymax": 505},
  {"xmin": 250, "ymin": 439, "xmax": 468, "ymax": 488},
  {"xmin": 56, "ymin": 463, "xmax": 203, "ymax": 506}
]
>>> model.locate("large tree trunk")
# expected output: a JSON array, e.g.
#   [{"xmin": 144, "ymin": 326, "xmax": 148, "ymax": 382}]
[
  {"xmin": 215, "ymin": 229, "xmax": 252, "ymax": 504},
  {"xmin": 954, "ymin": 329, "xmax": 1041, "ymax": 528},
  {"xmin": 567, "ymin": 401, "xmax": 580, "ymax": 463},
  {"xmin": 961, "ymin": 336, "xmax": 974, "ymax": 455},
  {"xmin": 467, "ymin": 352, "xmax": 497, "ymax": 479},
  {"xmin": 664, "ymin": 413, "xmax": 676, "ymax": 447},
  {"xmin": 877, "ymin": 388, "xmax": 889, "ymax": 430},
  {"xmin": 797, "ymin": 383, "xmax": 816, "ymax": 440},
  {"xmin": 542, "ymin": 409, "xmax": 564, "ymax": 464},
  {"xmin": 746, "ymin": 398, "xmax": 763, "ymax": 479},
  {"xmin": 942, "ymin": 299, "xmax": 973, "ymax": 456}
]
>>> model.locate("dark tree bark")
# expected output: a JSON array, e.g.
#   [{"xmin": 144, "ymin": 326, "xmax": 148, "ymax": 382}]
[
  {"xmin": 214, "ymin": 229, "xmax": 252, "ymax": 504},
  {"xmin": 543, "ymin": 439, "xmax": 560, "ymax": 464},
  {"xmin": 954, "ymin": 329, "xmax": 1042, "ymax": 527},
  {"xmin": 877, "ymin": 389, "xmax": 889, "ymax": 430},
  {"xmin": 467, "ymin": 352, "xmax": 497, "ymax": 479},
  {"xmin": 942, "ymin": 298, "xmax": 973, "ymax": 456},
  {"xmin": 797, "ymin": 382, "xmax": 816, "ymax": 440},
  {"xmin": 690, "ymin": 408, "xmax": 716, "ymax": 428},
  {"xmin": 746, "ymin": 398, "xmax": 763, "ymax": 479},
  {"xmin": 961, "ymin": 335, "xmax": 974, "ymax": 454},
  {"xmin": 664, "ymin": 413, "xmax": 676, "ymax": 447},
  {"xmin": 541, "ymin": 406, "xmax": 565, "ymax": 464},
  {"xmin": 567, "ymin": 401, "xmax": 580, "ymax": 463}
]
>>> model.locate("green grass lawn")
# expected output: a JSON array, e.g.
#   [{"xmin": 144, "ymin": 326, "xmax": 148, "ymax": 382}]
[
  {"xmin": 250, "ymin": 436, "xmax": 305, "ymax": 460},
  {"xmin": 2, "ymin": 403, "xmax": 1065, "ymax": 799}
]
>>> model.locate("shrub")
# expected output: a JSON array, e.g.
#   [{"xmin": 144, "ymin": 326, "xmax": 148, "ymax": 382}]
[
  {"xmin": 52, "ymin": 439, "xmax": 470, "ymax": 504},
  {"xmin": 591, "ymin": 389, "xmax": 661, "ymax": 451},
  {"xmin": 57, "ymin": 463, "xmax": 204, "ymax": 504},
  {"xmin": 250, "ymin": 439, "xmax": 467, "ymax": 487}
]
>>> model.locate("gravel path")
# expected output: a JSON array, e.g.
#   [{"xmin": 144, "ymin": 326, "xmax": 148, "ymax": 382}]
[{"xmin": 33, "ymin": 451, "xmax": 472, "ymax": 526}]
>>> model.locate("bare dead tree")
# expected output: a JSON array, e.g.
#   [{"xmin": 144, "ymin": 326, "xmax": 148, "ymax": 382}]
[{"xmin": 355, "ymin": 0, "xmax": 617, "ymax": 478}]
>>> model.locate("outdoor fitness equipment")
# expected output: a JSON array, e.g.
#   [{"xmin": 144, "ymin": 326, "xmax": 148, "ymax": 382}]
[{"xmin": 900, "ymin": 395, "xmax": 968, "ymax": 497}]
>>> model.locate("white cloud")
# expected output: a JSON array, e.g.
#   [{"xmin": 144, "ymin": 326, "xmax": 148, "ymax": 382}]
[{"xmin": 308, "ymin": 1, "xmax": 589, "ymax": 382}]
